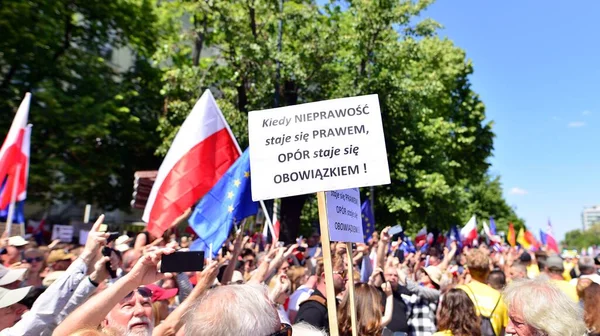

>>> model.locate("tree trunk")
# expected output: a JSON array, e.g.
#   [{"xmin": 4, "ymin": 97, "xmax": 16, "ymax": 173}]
[{"xmin": 280, "ymin": 194, "xmax": 308, "ymax": 243}]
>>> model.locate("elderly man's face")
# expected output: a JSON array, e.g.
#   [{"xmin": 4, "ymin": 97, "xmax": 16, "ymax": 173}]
[
  {"xmin": 506, "ymin": 304, "xmax": 538, "ymax": 336},
  {"xmin": 104, "ymin": 288, "xmax": 154, "ymax": 336}
]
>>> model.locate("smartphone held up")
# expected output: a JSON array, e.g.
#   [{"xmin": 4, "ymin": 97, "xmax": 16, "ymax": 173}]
[{"xmin": 160, "ymin": 251, "xmax": 205, "ymax": 273}]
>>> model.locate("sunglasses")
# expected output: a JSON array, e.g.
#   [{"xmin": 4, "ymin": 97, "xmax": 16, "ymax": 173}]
[
  {"xmin": 333, "ymin": 270, "xmax": 347, "ymax": 278},
  {"xmin": 268, "ymin": 324, "xmax": 292, "ymax": 336},
  {"xmin": 122, "ymin": 286, "xmax": 153, "ymax": 302},
  {"xmin": 25, "ymin": 256, "xmax": 44, "ymax": 263}
]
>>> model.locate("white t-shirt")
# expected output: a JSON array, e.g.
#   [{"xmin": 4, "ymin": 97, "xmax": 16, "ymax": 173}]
[
  {"xmin": 277, "ymin": 305, "xmax": 291, "ymax": 325},
  {"xmin": 287, "ymin": 285, "xmax": 313, "ymax": 312}
]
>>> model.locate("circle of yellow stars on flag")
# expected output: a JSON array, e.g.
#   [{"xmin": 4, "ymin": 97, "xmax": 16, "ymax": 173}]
[
  {"xmin": 362, "ymin": 212, "xmax": 372, "ymax": 241},
  {"xmin": 226, "ymin": 171, "xmax": 251, "ymax": 213}
]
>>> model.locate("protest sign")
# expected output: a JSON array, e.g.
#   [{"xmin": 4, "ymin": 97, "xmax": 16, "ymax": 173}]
[
  {"xmin": 325, "ymin": 188, "xmax": 363, "ymax": 243},
  {"xmin": 79, "ymin": 230, "xmax": 90, "ymax": 245},
  {"xmin": 248, "ymin": 94, "xmax": 390, "ymax": 201},
  {"xmin": 51, "ymin": 225, "xmax": 74, "ymax": 242}
]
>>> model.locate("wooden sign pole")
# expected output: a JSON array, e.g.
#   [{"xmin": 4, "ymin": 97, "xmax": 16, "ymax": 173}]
[
  {"xmin": 346, "ymin": 242, "xmax": 358, "ymax": 336},
  {"xmin": 316, "ymin": 191, "xmax": 339, "ymax": 336}
]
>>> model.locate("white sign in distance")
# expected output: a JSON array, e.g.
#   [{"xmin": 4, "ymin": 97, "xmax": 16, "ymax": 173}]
[
  {"xmin": 325, "ymin": 188, "xmax": 364, "ymax": 243},
  {"xmin": 51, "ymin": 225, "xmax": 74, "ymax": 242},
  {"xmin": 248, "ymin": 94, "xmax": 390, "ymax": 201}
]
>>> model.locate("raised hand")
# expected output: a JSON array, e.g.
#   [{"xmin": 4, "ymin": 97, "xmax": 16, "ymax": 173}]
[
  {"xmin": 81, "ymin": 215, "xmax": 109, "ymax": 264},
  {"xmin": 382, "ymin": 281, "xmax": 393, "ymax": 297},
  {"xmin": 380, "ymin": 226, "xmax": 391, "ymax": 244},
  {"xmin": 126, "ymin": 248, "xmax": 175, "ymax": 287},
  {"xmin": 196, "ymin": 260, "xmax": 220, "ymax": 289}
]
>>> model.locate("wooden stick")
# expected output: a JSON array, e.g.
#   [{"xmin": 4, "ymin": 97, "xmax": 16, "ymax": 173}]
[
  {"xmin": 317, "ymin": 191, "xmax": 339, "ymax": 336},
  {"xmin": 346, "ymin": 242, "xmax": 358, "ymax": 336}
]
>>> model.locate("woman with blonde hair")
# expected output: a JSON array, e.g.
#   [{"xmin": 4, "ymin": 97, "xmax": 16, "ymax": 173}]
[
  {"xmin": 337, "ymin": 282, "xmax": 393, "ymax": 336},
  {"xmin": 433, "ymin": 288, "xmax": 481, "ymax": 336},
  {"xmin": 23, "ymin": 248, "xmax": 46, "ymax": 288}
]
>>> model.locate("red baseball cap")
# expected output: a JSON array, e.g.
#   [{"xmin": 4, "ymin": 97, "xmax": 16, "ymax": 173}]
[{"xmin": 146, "ymin": 284, "xmax": 178, "ymax": 302}]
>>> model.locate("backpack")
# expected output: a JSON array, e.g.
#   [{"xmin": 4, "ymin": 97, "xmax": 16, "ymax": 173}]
[
  {"xmin": 464, "ymin": 285, "xmax": 501, "ymax": 336},
  {"xmin": 301, "ymin": 294, "xmax": 327, "ymax": 307}
]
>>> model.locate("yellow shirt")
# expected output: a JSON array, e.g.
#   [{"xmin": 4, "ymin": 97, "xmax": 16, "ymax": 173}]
[
  {"xmin": 432, "ymin": 331, "xmax": 453, "ymax": 336},
  {"xmin": 458, "ymin": 282, "xmax": 509, "ymax": 336},
  {"xmin": 550, "ymin": 279, "xmax": 578, "ymax": 302},
  {"xmin": 526, "ymin": 264, "xmax": 540, "ymax": 279}
]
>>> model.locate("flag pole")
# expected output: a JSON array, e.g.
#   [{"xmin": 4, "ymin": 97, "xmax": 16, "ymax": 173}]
[{"xmin": 5, "ymin": 164, "xmax": 21, "ymax": 237}]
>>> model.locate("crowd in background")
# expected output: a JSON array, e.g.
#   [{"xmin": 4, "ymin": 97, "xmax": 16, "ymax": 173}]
[{"xmin": 1, "ymin": 217, "xmax": 600, "ymax": 336}]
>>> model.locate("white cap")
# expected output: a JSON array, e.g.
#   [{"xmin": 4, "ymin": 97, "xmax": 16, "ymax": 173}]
[
  {"xmin": 231, "ymin": 271, "xmax": 245, "ymax": 284},
  {"xmin": 115, "ymin": 244, "xmax": 131, "ymax": 253},
  {"xmin": 0, "ymin": 286, "xmax": 31, "ymax": 308},
  {"xmin": 8, "ymin": 236, "xmax": 28, "ymax": 247},
  {"xmin": 115, "ymin": 235, "xmax": 130, "ymax": 246},
  {"xmin": 580, "ymin": 273, "xmax": 600, "ymax": 285},
  {"xmin": 0, "ymin": 265, "xmax": 27, "ymax": 286}
]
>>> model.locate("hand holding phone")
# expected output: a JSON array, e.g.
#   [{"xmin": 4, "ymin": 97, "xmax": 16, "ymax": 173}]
[{"xmin": 161, "ymin": 251, "xmax": 205, "ymax": 273}]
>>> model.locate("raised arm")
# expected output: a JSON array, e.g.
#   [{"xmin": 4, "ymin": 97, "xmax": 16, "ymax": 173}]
[
  {"xmin": 52, "ymin": 249, "xmax": 173, "ymax": 336},
  {"xmin": 153, "ymin": 260, "xmax": 220, "ymax": 335},
  {"xmin": 376, "ymin": 227, "xmax": 391, "ymax": 270},
  {"xmin": 380, "ymin": 281, "xmax": 394, "ymax": 327}
]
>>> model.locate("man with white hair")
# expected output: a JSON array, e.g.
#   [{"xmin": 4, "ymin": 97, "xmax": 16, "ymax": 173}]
[
  {"xmin": 503, "ymin": 277, "xmax": 587, "ymax": 336},
  {"xmin": 184, "ymin": 283, "xmax": 286, "ymax": 336}
]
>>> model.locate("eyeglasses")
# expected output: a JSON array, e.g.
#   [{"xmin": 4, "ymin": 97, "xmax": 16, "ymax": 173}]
[
  {"xmin": 122, "ymin": 286, "xmax": 153, "ymax": 302},
  {"xmin": 25, "ymin": 256, "xmax": 44, "ymax": 263},
  {"xmin": 267, "ymin": 324, "xmax": 292, "ymax": 336}
]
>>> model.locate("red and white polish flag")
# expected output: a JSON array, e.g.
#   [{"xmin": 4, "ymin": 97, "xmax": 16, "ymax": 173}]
[
  {"xmin": 143, "ymin": 90, "xmax": 240, "ymax": 237},
  {"xmin": 460, "ymin": 215, "xmax": 478, "ymax": 243},
  {"xmin": 0, "ymin": 93, "xmax": 31, "ymax": 208}
]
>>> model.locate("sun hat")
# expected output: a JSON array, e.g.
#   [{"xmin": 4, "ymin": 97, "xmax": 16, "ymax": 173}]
[
  {"xmin": 0, "ymin": 286, "xmax": 32, "ymax": 308},
  {"xmin": 0, "ymin": 265, "xmax": 27, "ymax": 286},
  {"xmin": 421, "ymin": 266, "xmax": 442, "ymax": 286},
  {"xmin": 8, "ymin": 236, "xmax": 28, "ymax": 247}
]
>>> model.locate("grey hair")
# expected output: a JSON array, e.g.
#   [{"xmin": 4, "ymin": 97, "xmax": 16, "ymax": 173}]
[
  {"xmin": 503, "ymin": 277, "xmax": 586, "ymax": 336},
  {"xmin": 578, "ymin": 256, "xmax": 595, "ymax": 275},
  {"xmin": 292, "ymin": 322, "xmax": 328, "ymax": 336},
  {"xmin": 183, "ymin": 283, "xmax": 280, "ymax": 336}
]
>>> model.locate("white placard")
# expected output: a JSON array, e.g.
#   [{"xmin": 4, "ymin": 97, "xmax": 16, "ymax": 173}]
[
  {"xmin": 326, "ymin": 188, "xmax": 363, "ymax": 243},
  {"xmin": 248, "ymin": 94, "xmax": 390, "ymax": 201},
  {"xmin": 51, "ymin": 225, "xmax": 74, "ymax": 242}
]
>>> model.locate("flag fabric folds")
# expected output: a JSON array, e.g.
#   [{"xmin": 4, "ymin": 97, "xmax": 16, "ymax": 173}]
[
  {"xmin": 461, "ymin": 215, "xmax": 478, "ymax": 243},
  {"xmin": 143, "ymin": 90, "xmax": 240, "ymax": 237},
  {"xmin": 0, "ymin": 201, "xmax": 24, "ymax": 224},
  {"xmin": 516, "ymin": 228, "xmax": 528, "ymax": 249},
  {"xmin": 0, "ymin": 94, "xmax": 31, "ymax": 210},
  {"xmin": 489, "ymin": 217, "xmax": 497, "ymax": 235},
  {"xmin": 189, "ymin": 149, "xmax": 258, "ymax": 258},
  {"xmin": 543, "ymin": 220, "xmax": 559, "ymax": 253},
  {"xmin": 361, "ymin": 200, "xmax": 375, "ymax": 243},
  {"xmin": 508, "ymin": 223, "xmax": 516, "ymax": 247}
]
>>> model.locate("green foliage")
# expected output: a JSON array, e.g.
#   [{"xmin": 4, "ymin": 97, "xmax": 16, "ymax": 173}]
[
  {"xmin": 154, "ymin": 0, "xmax": 522, "ymax": 238},
  {"xmin": 0, "ymin": 0, "xmax": 163, "ymax": 209},
  {"xmin": 562, "ymin": 223, "xmax": 600, "ymax": 250}
]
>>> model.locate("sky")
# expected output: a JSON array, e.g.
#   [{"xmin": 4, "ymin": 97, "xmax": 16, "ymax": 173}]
[{"xmin": 421, "ymin": 0, "xmax": 600, "ymax": 240}]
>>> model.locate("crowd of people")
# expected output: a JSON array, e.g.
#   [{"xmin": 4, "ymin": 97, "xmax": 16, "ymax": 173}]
[{"xmin": 0, "ymin": 217, "xmax": 599, "ymax": 336}]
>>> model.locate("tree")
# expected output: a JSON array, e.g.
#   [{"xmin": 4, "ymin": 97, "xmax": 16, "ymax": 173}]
[
  {"xmin": 562, "ymin": 223, "xmax": 600, "ymax": 250},
  {"xmin": 154, "ymin": 0, "xmax": 515, "ymax": 240},
  {"xmin": 0, "ymin": 0, "xmax": 163, "ymax": 209}
]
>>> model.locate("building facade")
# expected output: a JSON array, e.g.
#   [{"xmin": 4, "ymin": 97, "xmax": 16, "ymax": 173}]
[{"xmin": 582, "ymin": 205, "xmax": 600, "ymax": 231}]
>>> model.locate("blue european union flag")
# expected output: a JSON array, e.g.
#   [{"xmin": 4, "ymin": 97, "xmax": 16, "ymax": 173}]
[
  {"xmin": 0, "ymin": 201, "xmax": 24, "ymax": 224},
  {"xmin": 189, "ymin": 148, "xmax": 258, "ymax": 258},
  {"xmin": 361, "ymin": 200, "xmax": 375, "ymax": 243},
  {"xmin": 489, "ymin": 217, "xmax": 497, "ymax": 235}
]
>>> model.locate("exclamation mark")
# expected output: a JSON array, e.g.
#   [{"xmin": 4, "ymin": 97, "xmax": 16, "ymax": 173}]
[{"xmin": 363, "ymin": 163, "xmax": 367, "ymax": 174}]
